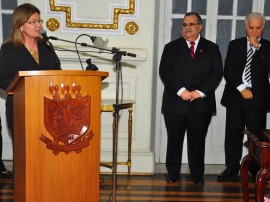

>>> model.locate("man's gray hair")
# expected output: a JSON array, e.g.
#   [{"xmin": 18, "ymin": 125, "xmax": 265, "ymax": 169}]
[{"xmin": 245, "ymin": 12, "xmax": 265, "ymax": 28}]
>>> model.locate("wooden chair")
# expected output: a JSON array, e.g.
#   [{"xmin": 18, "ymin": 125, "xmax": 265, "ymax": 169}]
[{"xmin": 241, "ymin": 129, "xmax": 270, "ymax": 202}]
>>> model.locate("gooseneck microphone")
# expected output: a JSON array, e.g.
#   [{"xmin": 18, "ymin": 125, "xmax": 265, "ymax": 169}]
[{"xmin": 40, "ymin": 29, "xmax": 51, "ymax": 47}]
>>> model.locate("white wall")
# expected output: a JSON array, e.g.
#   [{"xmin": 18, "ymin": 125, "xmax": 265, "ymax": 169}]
[{"xmin": 1, "ymin": 0, "xmax": 157, "ymax": 174}]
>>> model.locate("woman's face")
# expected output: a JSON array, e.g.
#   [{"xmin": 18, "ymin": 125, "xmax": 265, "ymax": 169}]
[{"xmin": 20, "ymin": 12, "xmax": 43, "ymax": 41}]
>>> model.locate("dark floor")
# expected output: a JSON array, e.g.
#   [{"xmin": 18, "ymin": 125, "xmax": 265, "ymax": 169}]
[{"xmin": 0, "ymin": 173, "xmax": 258, "ymax": 201}]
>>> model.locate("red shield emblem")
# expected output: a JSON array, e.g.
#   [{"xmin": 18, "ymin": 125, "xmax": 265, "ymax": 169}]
[{"xmin": 40, "ymin": 84, "xmax": 93, "ymax": 154}]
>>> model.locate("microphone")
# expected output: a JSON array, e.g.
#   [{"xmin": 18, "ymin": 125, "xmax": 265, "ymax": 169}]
[
  {"xmin": 85, "ymin": 59, "xmax": 98, "ymax": 71},
  {"xmin": 90, "ymin": 36, "xmax": 109, "ymax": 49},
  {"xmin": 40, "ymin": 29, "xmax": 51, "ymax": 47}
]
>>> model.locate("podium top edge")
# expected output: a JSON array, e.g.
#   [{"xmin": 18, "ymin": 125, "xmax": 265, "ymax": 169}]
[
  {"xmin": 17, "ymin": 70, "xmax": 109, "ymax": 77},
  {"xmin": 6, "ymin": 70, "xmax": 109, "ymax": 94}
]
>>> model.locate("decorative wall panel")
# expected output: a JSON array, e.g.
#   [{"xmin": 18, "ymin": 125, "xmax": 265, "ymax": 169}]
[{"xmin": 45, "ymin": 0, "xmax": 139, "ymax": 35}]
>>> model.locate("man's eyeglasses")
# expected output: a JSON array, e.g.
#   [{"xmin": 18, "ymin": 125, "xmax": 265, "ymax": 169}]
[
  {"xmin": 182, "ymin": 23, "xmax": 200, "ymax": 28},
  {"xmin": 27, "ymin": 19, "xmax": 43, "ymax": 26}
]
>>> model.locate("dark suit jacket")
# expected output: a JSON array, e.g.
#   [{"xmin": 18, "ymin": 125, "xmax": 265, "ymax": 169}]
[
  {"xmin": 0, "ymin": 40, "xmax": 61, "ymax": 132},
  {"xmin": 159, "ymin": 37, "xmax": 223, "ymax": 114},
  {"xmin": 221, "ymin": 37, "xmax": 270, "ymax": 110},
  {"xmin": 0, "ymin": 40, "xmax": 61, "ymax": 90}
]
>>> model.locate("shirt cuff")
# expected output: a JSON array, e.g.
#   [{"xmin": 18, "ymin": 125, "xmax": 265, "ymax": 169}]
[
  {"xmin": 237, "ymin": 84, "xmax": 246, "ymax": 92},
  {"xmin": 177, "ymin": 87, "xmax": 186, "ymax": 96},
  {"xmin": 196, "ymin": 90, "xmax": 205, "ymax": 98}
]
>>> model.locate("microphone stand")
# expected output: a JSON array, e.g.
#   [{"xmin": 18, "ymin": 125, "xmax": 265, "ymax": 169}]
[
  {"xmin": 49, "ymin": 36, "xmax": 136, "ymax": 57},
  {"xmin": 49, "ymin": 36, "xmax": 136, "ymax": 202}
]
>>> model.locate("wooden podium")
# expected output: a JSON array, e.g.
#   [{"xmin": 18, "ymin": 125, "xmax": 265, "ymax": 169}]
[{"xmin": 7, "ymin": 70, "xmax": 108, "ymax": 202}]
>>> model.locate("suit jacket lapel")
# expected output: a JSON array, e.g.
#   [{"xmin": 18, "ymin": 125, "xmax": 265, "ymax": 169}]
[
  {"xmin": 177, "ymin": 38, "xmax": 193, "ymax": 62},
  {"xmin": 195, "ymin": 38, "xmax": 208, "ymax": 60},
  {"xmin": 239, "ymin": 38, "xmax": 248, "ymax": 68}
]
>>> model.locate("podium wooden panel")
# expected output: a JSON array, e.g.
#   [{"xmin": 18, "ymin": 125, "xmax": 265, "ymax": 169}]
[{"xmin": 7, "ymin": 70, "xmax": 108, "ymax": 202}]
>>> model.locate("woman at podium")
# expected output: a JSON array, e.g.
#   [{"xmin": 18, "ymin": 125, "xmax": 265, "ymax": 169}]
[{"xmin": 0, "ymin": 3, "xmax": 61, "ymax": 134}]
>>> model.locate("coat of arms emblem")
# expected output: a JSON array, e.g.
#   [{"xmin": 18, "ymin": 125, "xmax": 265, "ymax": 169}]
[{"xmin": 40, "ymin": 83, "xmax": 93, "ymax": 154}]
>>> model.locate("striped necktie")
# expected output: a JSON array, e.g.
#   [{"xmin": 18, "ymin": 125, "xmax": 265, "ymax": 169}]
[
  {"xmin": 190, "ymin": 42, "xmax": 195, "ymax": 58},
  {"xmin": 243, "ymin": 44, "xmax": 254, "ymax": 86}
]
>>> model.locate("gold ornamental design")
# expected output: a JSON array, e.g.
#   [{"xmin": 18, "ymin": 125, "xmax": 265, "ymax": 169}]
[
  {"xmin": 125, "ymin": 21, "xmax": 139, "ymax": 35},
  {"xmin": 49, "ymin": 0, "xmax": 136, "ymax": 30},
  {"xmin": 46, "ymin": 18, "xmax": 60, "ymax": 32}
]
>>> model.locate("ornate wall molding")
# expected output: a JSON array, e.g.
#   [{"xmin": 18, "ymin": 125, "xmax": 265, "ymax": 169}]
[
  {"xmin": 46, "ymin": 0, "xmax": 139, "ymax": 35},
  {"xmin": 125, "ymin": 21, "xmax": 139, "ymax": 35}
]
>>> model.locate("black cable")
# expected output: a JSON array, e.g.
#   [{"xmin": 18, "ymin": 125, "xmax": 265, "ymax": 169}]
[
  {"xmin": 100, "ymin": 177, "xmax": 105, "ymax": 183},
  {"xmin": 119, "ymin": 61, "xmax": 123, "ymax": 105},
  {"xmin": 99, "ymin": 177, "xmax": 112, "ymax": 201},
  {"xmin": 108, "ymin": 192, "xmax": 113, "ymax": 202},
  {"xmin": 74, "ymin": 34, "xmax": 93, "ymax": 70}
]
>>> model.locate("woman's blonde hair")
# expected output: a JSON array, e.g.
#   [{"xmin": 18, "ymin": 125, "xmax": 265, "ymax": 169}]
[{"xmin": 8, "ymin": 3, "xmax": 41, "ymax": 47}]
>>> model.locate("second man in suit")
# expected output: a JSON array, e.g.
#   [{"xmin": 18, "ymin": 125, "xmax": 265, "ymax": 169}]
[
  {"xmin": 218, "ymin": 12, "xmax": 270, "ymax": 182},
  {"xmin": 159, "ymin": 12, "xmax": 223, "ymax": 186}
]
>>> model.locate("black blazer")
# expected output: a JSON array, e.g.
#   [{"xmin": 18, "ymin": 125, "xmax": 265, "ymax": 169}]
[
  {"xmin": 221, "ymin": 37, "xmax": 270, "ymax": 110},
  {"xmin": 0, "ymin": 40, "xmax": 61, "ymax": 90},
  {"xmin": 159, "ymin": 37, "xmax": 223, "ymax": 114}
]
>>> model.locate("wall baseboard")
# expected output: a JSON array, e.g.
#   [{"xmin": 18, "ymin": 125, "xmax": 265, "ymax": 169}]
[{"xmin": 155, "ymin": 163, "xmax": 226, "ymax": 174}]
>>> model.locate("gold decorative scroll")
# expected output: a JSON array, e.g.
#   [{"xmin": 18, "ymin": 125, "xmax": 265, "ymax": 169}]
[
  {"xmin": 125, "ymin": 21, "xmax": 139, "ymax": 35},
  {"xmin": 49, "ymin": 0, "xmax": 135, "ymax": 29},
  {"xmin": 46, "ymin": 18, "xmax": 60, "ymax": 32}
]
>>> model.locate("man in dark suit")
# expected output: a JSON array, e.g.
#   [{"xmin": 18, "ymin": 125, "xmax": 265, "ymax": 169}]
[
  {"xmin": 159, "ymin": 12, "xmax": 223, "ymax": 186},
  {"xmin": 218, "ymin": 12, "xmax": 270, "ymax": 182}
]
